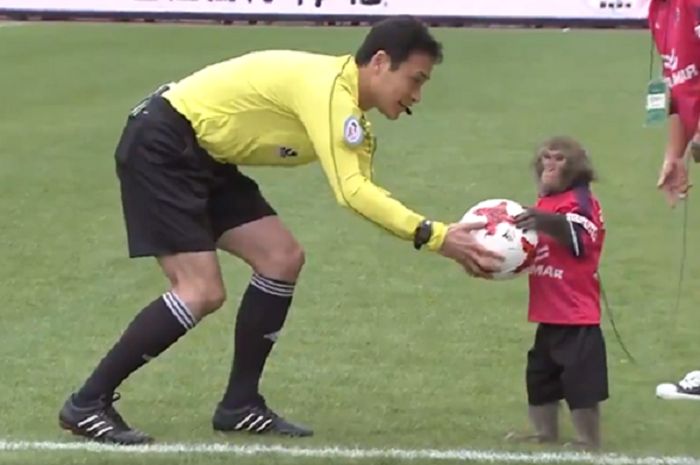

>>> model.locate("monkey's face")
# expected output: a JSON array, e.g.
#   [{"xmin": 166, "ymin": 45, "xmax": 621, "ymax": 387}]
[
  {"xmin": 539, "ymin": 150, "xmax": 568, "ymax": 194},
  {"xmin": 533, "ymin": 136, "xmax": 594, "ymax": 195}
]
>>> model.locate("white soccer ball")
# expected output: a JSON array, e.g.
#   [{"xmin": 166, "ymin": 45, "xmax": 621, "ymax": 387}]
[{"xmin": 460, "ymin": 198, "xmax": 538, "ymax": 280}]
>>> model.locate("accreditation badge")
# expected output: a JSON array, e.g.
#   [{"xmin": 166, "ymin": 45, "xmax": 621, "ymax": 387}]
[{"xmin": 645, "ymin": 77, "xmax": 669, "ymax": 127}]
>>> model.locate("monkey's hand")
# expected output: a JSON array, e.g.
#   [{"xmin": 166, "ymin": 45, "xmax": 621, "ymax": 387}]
[
  {"xmin": 514, "ymin": 209, "xmax": 558, "ymax": 232},
  {"xmin": 515, "ymin": 209, "xmax": 575, "ymax": 251}
]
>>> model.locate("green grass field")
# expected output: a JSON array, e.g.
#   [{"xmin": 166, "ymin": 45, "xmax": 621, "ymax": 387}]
[{"xmin": 1, "ymin": 21, "xmax": 700, "ymax": 465}]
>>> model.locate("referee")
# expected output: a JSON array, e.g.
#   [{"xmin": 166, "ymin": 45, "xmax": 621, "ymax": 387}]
[{"xmin": 58, "ymin": 16, "xmax": 502, "ymax": 444}]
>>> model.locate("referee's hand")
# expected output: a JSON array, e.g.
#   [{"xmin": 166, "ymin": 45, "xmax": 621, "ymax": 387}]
[{"xmin": 440, "ymin": 222, "xmax": 503, "ymax": 278}]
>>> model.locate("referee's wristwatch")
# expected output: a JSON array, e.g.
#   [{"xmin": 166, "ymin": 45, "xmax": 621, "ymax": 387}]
[{"xmin": 413, "ymin": 219, "xmax": 434, "ymax": 250}]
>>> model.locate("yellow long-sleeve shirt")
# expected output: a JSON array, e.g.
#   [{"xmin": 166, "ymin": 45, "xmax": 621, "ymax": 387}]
[{"xmin": 163, "ymin": 50, "xmax": 446, "ymax": 251}]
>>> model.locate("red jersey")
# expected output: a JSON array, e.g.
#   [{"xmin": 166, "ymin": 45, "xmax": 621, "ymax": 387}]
[
  {"xmin": 649, "ymin": 0, "xmax": 700, "ymax": 136},
  {"xmin": 528, "ymin": 186, "xmax": 606, "ymax": 325}
]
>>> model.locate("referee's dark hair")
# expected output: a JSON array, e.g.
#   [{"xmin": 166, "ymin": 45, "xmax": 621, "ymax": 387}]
[{"xmin": 355, "ymin": 16, "xmax": 443, "ymax": 69}]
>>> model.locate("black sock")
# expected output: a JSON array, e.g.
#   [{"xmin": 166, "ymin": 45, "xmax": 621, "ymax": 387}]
[
  {"xmin": 75, "ymin": 291, "xmax": 197, "ymax": 405},
  {"xmin": 220, "ymin": 273, "xmax": 294, "ymax": 409}
]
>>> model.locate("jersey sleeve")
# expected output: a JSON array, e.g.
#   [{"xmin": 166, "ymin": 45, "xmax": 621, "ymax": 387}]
[
  {"xmin": 293, "ymin": 72, "xmax": 447, "ymax": 251},
  {"xmin": 554, "ymin": 195, "xmax": 601, "ymax": 258}
]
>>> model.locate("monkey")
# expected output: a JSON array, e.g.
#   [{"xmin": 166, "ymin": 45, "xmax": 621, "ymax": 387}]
[
  {"xmin": 507, "ymin": 136, "xmax": 608, "ymax": 451},
  {"xmin": 517, "ymin": 136, "xmax": 597, "ymax": 247}
]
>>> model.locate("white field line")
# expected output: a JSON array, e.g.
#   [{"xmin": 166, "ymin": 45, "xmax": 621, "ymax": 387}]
[{"xmin": 0, "ymin": 440, "xmax": 699, "ymax": 465}]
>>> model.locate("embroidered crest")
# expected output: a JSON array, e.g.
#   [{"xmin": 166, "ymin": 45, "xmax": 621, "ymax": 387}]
[{"xmin": 343, "ymin": 116, "xmax": 364, "ymax": 146}]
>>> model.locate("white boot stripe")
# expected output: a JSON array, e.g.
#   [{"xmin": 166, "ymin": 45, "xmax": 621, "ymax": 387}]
[
  {"xmin": 256, "ymin": 418, "xmax": 273, "ymax": 432},
  {"xmin": 94, "ymin": 426, "xmax": 114, "ymax": 438},
  {"xmin": 77, "ymin": 415, "xmax": 98, "ymax": 427},
  {"xmin": 247, "ymin": 415, "xmax": 264, "ymax": 431},
  {"xmin": 234, "ymin": 413, "xmax": 257, "ymax": 430},
  {"xmin": 86, "ymin": 421, "xmax": 106, "ymax": 432}
]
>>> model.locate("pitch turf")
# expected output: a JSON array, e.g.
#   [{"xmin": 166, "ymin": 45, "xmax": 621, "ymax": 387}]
[{"xmin": 1, "ymin": 22, "xmax": 699, "ymax": 464}]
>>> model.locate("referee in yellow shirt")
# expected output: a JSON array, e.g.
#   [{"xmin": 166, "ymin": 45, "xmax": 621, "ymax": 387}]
[{"xmin": 59, "ymin": 16, "xmax": 502, "ymax": 444}]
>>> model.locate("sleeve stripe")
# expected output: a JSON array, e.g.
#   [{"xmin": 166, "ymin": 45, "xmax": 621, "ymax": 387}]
[
  {"xmin": 567, "ymin": 218, "xmax": 581, "ymax": 257},
  {"xmin": 565, "ymin": 212, "xmax": 598, "ymax": 242},
  {"xmin": 326, "ymin": 57, "xmax": 406, "ymax": 237}
]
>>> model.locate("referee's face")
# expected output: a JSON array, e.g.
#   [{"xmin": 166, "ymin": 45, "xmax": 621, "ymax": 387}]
[{"xmin": 374, "ymin": 51, "xmax": 434, "ymax": 120}]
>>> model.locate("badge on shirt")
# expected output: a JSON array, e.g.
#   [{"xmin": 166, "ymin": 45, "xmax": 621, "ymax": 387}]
[
  {"xmin": 343, "ymin": 116, "xmax": 364, "ymax": 147},
  {"xmin": 644, "ymin": 77, "xmax": 669, "ymax": 127}
]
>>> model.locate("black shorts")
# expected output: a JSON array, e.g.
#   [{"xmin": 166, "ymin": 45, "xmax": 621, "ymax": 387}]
[
  {"xmin": 526, "ymin": 324, "xmax": 608, "ymax": 410},
  {"xmin": 114, "ymin": 94, "xmax": 276, "ymax": 258}
]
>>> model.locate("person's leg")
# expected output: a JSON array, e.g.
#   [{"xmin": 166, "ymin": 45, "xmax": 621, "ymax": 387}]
[
  {"xmin": 75, "ymin": 253, "xmax": 225, "ymax": 403},
  {"xmin": 59, "ymin": 94, "xmax": 225, "ymax": 444},
  {"xmin": 217, "ymin": 217, "xmax": 304, "ymax": 410},
  {"xmin": 203, "ymin": 167, "xmax": 310, "ymax": 436},
  {"xmin": 60, "ymin": 252, "xmax": 225, "ymax": 444},
  {"xmin": 213, "ymin": 217, "xmax": 309, "ymax": 436}
]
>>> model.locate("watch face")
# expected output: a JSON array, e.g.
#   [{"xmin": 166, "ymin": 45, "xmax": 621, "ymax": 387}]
[
  {"xmin": 419, "ymin": 221, "xmax": 432, "ymax": 241},
  {"xmin": 414, "ymin": 221, "xmax": 433, "ymax": 249}
]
